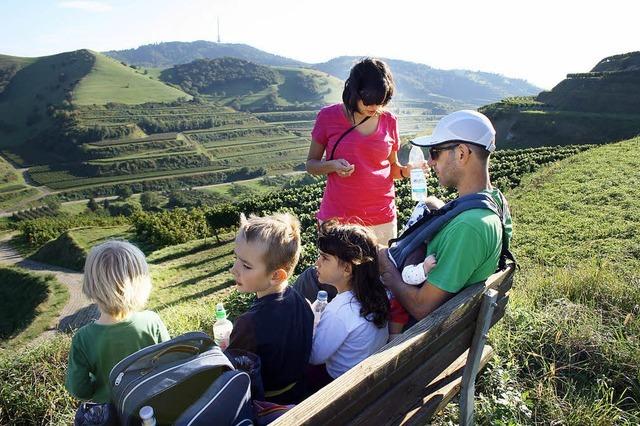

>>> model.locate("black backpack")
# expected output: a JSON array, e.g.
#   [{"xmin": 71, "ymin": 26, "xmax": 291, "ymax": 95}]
[{"xmin": 109, "ymin": 332, "xmax": 254, "ymax": 426}]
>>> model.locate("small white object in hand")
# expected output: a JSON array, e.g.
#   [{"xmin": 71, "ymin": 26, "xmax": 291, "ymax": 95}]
[{"xmin": 402, "ymin": 264, "xmax": 427, "ymax": 285}]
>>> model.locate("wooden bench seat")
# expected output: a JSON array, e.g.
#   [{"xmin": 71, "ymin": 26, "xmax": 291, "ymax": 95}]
[{"xmin": 274, "ymin": 263, "xmax": 515, "ymax": 426}]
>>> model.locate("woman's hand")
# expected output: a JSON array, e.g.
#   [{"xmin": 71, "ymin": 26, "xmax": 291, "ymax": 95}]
[{"xmin": 331, "ymin": 159, "xmax": 355, "ymax": 177}]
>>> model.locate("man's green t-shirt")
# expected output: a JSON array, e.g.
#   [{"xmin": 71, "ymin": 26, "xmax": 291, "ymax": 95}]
[
  {"xmin": 65, "ymin": 310, "xmax": 170, "ymax": 403},
  {"xmin": 426, "ymin": 188, "xmax": 512, "ymax": 294}
]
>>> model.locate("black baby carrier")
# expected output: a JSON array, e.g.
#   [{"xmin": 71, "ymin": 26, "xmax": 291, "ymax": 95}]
[
  {"xmin": 388, "ymin": 191, "xmax": 515, "ymax": 270},
  {"xmin": 109, "ymin": 331, "xmax": 253, "ymax": 425}
]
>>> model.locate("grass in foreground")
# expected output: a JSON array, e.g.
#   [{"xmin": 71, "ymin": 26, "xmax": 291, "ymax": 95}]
[{"xmin": 436, "ymin": 138, "xmax": 640, "ymax": 425}]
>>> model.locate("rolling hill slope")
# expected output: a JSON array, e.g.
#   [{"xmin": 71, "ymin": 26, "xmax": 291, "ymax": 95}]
[
  {"xmin": 0, "ymin": 49, "xmax": 191, "ymax": 150},
  {"xmin": 159, "ymin": 57, "xmax": 343, "ymax": 111},
  {"xmin": 481, "ymin": 51, "xmax": 640, "ymax": 149}
]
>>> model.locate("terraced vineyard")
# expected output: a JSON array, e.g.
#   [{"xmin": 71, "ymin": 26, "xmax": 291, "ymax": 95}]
[{"xmin": 24, "ymin": 102, "xmax": 312, "ymax": 197}]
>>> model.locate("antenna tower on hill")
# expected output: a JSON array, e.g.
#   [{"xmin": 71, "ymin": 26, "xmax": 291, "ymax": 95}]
[{"xmin": 217, "ymin": 17, "xmax": 221, "ymax": 43}]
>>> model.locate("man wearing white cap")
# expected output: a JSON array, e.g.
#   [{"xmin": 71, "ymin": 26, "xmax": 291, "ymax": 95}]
[{"xmin": 378, "ymin": 110, "xmax": 512, "ymax": 321}]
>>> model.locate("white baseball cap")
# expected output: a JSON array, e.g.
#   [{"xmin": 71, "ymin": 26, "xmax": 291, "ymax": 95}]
[{"xmin": 412, "ymin": 110, "xmax": 496, "ymax": 152}]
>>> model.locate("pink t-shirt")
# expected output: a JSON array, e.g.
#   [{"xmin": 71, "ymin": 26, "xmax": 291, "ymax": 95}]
[{"xmin": 312, "ymin": 103, "xmax": 400, "ymax": 226}]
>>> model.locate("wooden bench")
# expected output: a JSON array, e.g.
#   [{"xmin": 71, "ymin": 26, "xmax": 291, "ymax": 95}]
[{"xmin": 274, "ymin": 263, "xmax": 515, "ymax": 426}]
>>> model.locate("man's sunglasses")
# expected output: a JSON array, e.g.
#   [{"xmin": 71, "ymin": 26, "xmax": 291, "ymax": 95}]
[{"xmin": 428, "ymin": 143, "xmax": 461, "ymax": 160}]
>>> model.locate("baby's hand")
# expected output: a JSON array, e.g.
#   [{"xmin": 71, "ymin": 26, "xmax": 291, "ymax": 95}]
[{"xmin": 423, "ymin": 254, "xmax": 437, "ymax": 274}]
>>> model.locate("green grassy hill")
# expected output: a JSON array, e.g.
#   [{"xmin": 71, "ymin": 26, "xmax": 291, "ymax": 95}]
[
  {"xmin": 73, "ymin": 53, "xmax": 191, "ymax": 105},
  {"xmin": 0, "ymin": 49, "xmax": 191, "ymax": 160},
  {"xmin": 470, "ymin": 138, "xmax": 640, "ymax": 424},
  {"xmin": 482, "ymin": 51, "xmax": 640, "ymax": 149}
]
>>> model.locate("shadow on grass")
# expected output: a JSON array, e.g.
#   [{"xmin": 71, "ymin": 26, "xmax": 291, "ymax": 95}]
[
  {"xmin": 0, "ymin": 268, "xmax": 49, "ymax": 340},
  {"xmin": 159, "ymin": 279, "xmax": 235, "ymax": 310},
  {"xmin": 166, "ymin": 262, "xmax": 234, "ymax": 289},
  {"xmin": 149, "ymin": 238, "xmax": 232, "ymax": 265},
  {"xmin": 176, "ymin": 251, "xmax": 232, "ymax": 270}
]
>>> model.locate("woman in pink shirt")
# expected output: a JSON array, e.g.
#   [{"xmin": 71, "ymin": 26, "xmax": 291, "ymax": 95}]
[{"xmin": 306, "ymin": 58, "xmax": 409, "ymax": 245}]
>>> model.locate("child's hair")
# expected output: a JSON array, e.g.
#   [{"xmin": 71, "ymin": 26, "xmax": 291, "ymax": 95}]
[
  {"xmin": 317, "ymin": 220, "xmax": 390, "ymax": 328},
  {"xmin": 237, "ymin": 212, "xmax": 301, "ymax": 276},
  {"xmin": 82, "ymin": 240, "xmax": 152, "ymax": 317},
  {"xmin": 342, "ymin": 57, "xmax": 395, "ymax": 114}
]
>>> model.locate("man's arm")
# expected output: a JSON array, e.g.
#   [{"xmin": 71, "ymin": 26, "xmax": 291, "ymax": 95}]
[{"xmin": 378, "ymin": 248, "xmax": 453, "ymax": 320}]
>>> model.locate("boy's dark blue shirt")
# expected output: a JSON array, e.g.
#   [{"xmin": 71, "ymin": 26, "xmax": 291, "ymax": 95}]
[{"xmin": 228, "ymin": 286, "xmax": 313, "ymax": 403}]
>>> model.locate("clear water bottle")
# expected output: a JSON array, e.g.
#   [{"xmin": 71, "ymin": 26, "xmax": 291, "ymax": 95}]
[
  {"xmin": 213, "ymin": 303, "xmax": 233, "ymax": 350},
  {"xmin": 408, "ymin": 145, "xmax": 427, "ymax": 202},
  {"xmin": 139, "ymin": 406, "xmax": 156, "ymax": 426},
  {"xmin": 311, "ymin": 290, "xmax": 328, "ymax": 332}
]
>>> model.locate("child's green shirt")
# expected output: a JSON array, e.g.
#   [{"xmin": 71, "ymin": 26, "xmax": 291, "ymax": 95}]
[{"xmin": 65, "ymin": 310, "xmax": 170, "ymax": 403}]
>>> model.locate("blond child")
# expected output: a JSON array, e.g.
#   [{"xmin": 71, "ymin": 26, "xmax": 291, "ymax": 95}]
[
  {"xmin": 65, "ymin": 240, "xmax": 170, "ymax": 403},
  {"xmin": 228, "ymin": 213, "xmax": 313, "ymax": 404}
]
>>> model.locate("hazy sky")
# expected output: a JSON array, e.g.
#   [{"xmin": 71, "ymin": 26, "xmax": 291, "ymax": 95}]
[{"xmin": 1, "ymin": 0, "xmax": 638, "ymax": 89}]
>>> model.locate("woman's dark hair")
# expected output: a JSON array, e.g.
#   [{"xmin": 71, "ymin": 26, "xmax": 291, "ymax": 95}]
[
  {"xmin": 317, "ymin": 220, "xmax": 390, "ymax": 328},
  {"xmin": 342, "ymin": 58, "xmax": 395, "ymax": 115}
]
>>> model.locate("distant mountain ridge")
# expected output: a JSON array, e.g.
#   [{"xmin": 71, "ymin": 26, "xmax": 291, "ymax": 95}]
[
  {"xmin": 104, "ymin": 41, "xmax": 305, "ymax": 68},
  {"xmin": 312, "ymin": 56, "xmax": 540, "ymax": 106},
  {"xmin": 105, "ymin": 41, "xmax": 541, "ymax": 106}
]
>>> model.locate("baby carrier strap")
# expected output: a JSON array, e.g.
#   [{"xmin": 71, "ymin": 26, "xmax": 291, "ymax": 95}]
[
  {"xmin": 388, "ymin": 191, "xmax": 513, "ymax": 270},
  {"xmin": 495, "ymin": 190, "xmax": 516, "ymax": 270}
]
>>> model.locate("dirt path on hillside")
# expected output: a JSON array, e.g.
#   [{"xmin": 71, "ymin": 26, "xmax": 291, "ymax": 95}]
[{"xmin": 0, "ymin": 233, "xmax": 99, "ymax": 344}]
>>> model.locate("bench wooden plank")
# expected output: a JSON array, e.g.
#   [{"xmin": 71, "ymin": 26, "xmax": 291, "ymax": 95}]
[{"xmin": 274, "ymin": 264, "xmax": 515, "ymax": 425}]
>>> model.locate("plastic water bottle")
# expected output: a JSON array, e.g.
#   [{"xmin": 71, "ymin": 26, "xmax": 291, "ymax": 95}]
[
  {"xmin": 139, "ymin": 406, "xmax": 156, "ymax": 426},
  {"xmin": 311, "ymin": 290, "xmax": 328, "ymax": 332},
  {"xmin": 408, "ymin": 145, "xmax": 427, "ymax": 202},
  {"xmin": 213, "ymin": 303, "xmax": 233, "ymax": 350}
]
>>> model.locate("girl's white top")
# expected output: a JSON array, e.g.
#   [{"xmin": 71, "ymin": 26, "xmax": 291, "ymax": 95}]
[{"xmin": 310, "ymin": 290, "xmax": 388, "ymax": 378}]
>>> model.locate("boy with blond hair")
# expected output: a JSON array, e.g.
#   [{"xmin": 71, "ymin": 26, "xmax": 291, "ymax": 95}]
[
  {"xmin": 65, "ymin": 240, "xmax": 170, "ymax": 403},
  {"xmin": 228, "ymin": 213, "xmax": 313, "ymax": 404}
]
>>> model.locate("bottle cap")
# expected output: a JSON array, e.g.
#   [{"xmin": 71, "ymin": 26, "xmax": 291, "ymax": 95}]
[
  {"xmin": 139, "ymin": 406, "xmax": 154, "ymax": 420},
  {"xmin": 215, "ymin": 303, "xmax": 227, "ymax": 320},
  {"xmin": 317, "ymin": 290, "xmax": 328, "ymax": 301}
]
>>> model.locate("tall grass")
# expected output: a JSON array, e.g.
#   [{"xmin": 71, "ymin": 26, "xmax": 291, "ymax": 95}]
[{"xmin": 436, "ymin": 138, "xmax": 640, "ymax": 425}]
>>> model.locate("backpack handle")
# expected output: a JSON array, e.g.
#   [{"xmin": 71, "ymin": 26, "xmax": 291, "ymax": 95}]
[{"xmin": 151, "ymin": 344, "xmax": 200, "ymax": 365}]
